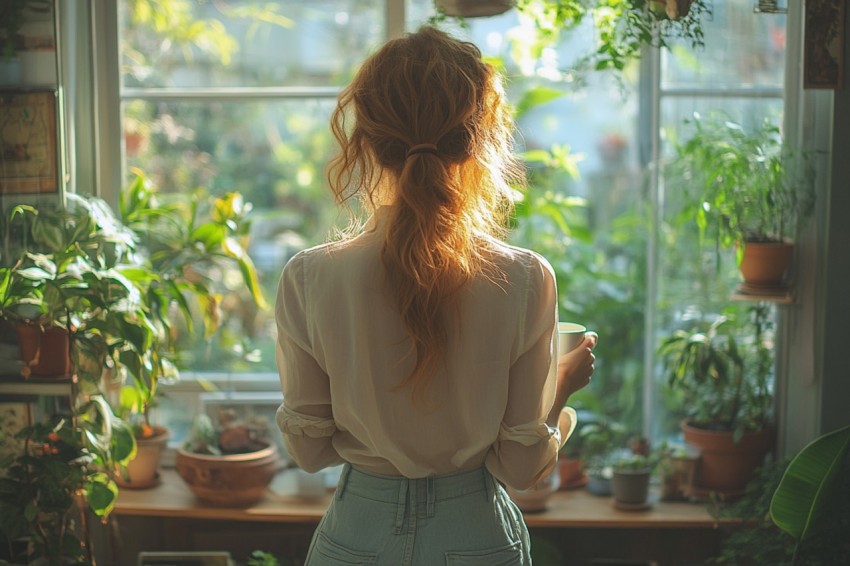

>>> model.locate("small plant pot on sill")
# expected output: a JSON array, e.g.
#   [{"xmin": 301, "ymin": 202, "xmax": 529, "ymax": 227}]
[
  {"xmin": 586, "ymin": 472, "xmax": 612, "ymax": 496},
  {"xmin": 558, "ymin": 455, "xmax": 587, "ymax": 490},
  {"xmin": 176, "ymin": 442, "xmax": 279, "ymax": 507},
  {"xmin": 658, "ymin": 453, "xmax": 699, "ymax": 501},
  {"xmin": 739, "ymin": 240, "xmax": 794, "ymax": 288},
  {"xmin": 612, "ymin": 469, "xmax": 651, "ymax": 509},
  {"xmin": 116, "ymin": 426, "xmax": 170, "ymax": 489}
]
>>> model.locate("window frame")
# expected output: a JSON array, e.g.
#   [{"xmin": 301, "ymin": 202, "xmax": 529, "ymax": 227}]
[{"xmin": 68, "ymin": 0, "xmax": 825, "ymax": 457}]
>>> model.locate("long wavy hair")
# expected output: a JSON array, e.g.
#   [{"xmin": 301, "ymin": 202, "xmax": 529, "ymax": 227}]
[{"xmin": 327, "ymin": 26, "xmax": 525, "ymax": 401}]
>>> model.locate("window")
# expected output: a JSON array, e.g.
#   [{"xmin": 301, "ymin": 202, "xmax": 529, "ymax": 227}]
[{"xmin": 106, "ymin": 0, "xmax": 791, "ymax": 447}]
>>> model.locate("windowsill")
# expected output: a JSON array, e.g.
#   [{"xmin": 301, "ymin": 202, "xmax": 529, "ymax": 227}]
[{"xmin": 114, "ymin": 468, "xmax": 727, "ymax": 530}]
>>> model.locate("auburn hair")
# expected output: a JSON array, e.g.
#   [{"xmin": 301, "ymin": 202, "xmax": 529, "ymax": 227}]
[{"xmin": 327, "ymin": 26, "xmax": 525, "ymax": 401}]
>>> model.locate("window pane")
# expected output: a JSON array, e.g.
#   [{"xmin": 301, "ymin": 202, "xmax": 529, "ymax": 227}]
[
  {"xmin": 119, "ymin": 0, "xmax": 385, "ymax": 88},
  {"xmin": 654, "ymin": 95, "xmax": 785, "ymax": 438},
  {"xmin": 662, "ymin": 0, "xmax": 787, "ymax": 88},
  {"xmin": 124, "ymin": 98, "xmax": 341, "ymax": 372}
]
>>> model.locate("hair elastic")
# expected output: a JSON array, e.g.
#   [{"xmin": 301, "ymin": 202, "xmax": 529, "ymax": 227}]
[{"xmin": 406, "ymin": 143, "xmax": 439, "ymax": 158}]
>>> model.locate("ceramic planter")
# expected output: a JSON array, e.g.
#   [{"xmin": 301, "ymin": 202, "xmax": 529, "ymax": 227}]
[
  {"xmin": 558, "ymin": 455, "xmax": 587, "ymax": 490},
  {"xmin": 739, "ymin": 241, "xmax": 794, "ymax": 288},
  {"xmin": 586, "ymin": 472, "xmax": 612, "ymax": 496},
  {"xmin": 16, "ymin": 323, "xmax": 71, "ymax": 377},
  {"xmin": 434, "ymin": 0, "xmax": 512, "ymax": 17},
  {"xmin": 611, "ymin": 468, "xmax": 651, "ymax": 508},
  {"xmin": 176, "ymin": 442, "xmax": 279, "ymax": 507},
  {"xmin": 116, "ymin": 426, "xmax": 170, "ymax": 489},
  {"xmin": 681, "ymin": 421, "xmax": 773, "ymax": 498}
]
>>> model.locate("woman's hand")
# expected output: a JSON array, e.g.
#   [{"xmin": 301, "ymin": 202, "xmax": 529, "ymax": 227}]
[{"xmin": 549, "ymin": 332, "xmax": 598, "ymax": 424}]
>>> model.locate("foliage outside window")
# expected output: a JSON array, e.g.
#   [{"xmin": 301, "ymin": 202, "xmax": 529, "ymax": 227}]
[{"xmin": 117, "ymin": 0, "xmax": 788, "ymax": 445}]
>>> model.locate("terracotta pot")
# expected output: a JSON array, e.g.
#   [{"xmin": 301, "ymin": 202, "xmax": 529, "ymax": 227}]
[
  {"xmin": 435, "ymin": 0, "xmax": 512, "ymax": 17},
  {"xmin": 116, "ymin": 426, "xmax": 170, "ymax": 489},
  {"xmin": 612, "ymin": 469, "xmax": 651, "ymax": 506},
  {"xmin": 739, "ymin": 241, "xmax": 794, "ymax": 287},
  {"xmin": 16, "ymin": 323, "xmax": 71, "ymax": 377},
  {"xmin": 176, "ymin": 442, "xmax": 279, "ymax": 507},
  {"xmin": 558, "ymin": 456, "xmax": 587, "ymax": 489},
  {"xmin": 681, "ymin": 421, "xmax": 773, "ymax": 497}
]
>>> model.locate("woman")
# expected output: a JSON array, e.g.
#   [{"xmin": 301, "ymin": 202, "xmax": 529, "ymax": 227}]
[{"xmin": 275, "ymin": 26, "xmax": 597, "ymax": 565}]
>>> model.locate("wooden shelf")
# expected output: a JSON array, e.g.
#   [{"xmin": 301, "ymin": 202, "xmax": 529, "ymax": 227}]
[
  {"xmin": 0, "ymin": 374, "xmax": 75, "ymax": 397},
  {"xmin": 732, "ymin": 284, "xmax": 794, "ymax": 304},
  {"xmin": 115, "ymin": 468, "xmax": 724, "ymax": 530}
]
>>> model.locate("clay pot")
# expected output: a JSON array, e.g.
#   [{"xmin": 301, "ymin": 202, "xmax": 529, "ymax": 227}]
[
  {"xmin": 434, "ymin": 0, "xmax": 512, "ymax": 17},
  {"xmin": 682, "ymin": 421, "xmax": 773, "ymax": 498},
  {"xmin": 739, "ymin": 241, "xmax": 794, "ymax": 288},
  {"xmin": 558, "ymin": 456, "xmax": 587, "ymax": 489},
  {"xmin": 176, "ymin": 442, "xmax": 279, "ymax": 507},
  {"xmin": 116, "ymin": 426, "xmax": 170, "ymax": 489},
  {"xmin": 16, "ymin": 323, "xmax": 71, "ymax": 377}
]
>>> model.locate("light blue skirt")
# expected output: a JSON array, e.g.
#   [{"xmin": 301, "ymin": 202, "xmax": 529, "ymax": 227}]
[{"xmin": 305, "ymin": 464, "xmax": 532, "ymax": 565}]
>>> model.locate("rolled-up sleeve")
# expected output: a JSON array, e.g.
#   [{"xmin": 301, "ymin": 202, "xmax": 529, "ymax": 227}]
[
  {"xmin": 485, "ymin": 254, "xmax": 573, "ymax": 490},
  {"xmin": 275, "ymin": 252, "xmax": 343, "ymax": 473}
]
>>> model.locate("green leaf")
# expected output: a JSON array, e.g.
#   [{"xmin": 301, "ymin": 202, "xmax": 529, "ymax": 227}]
[
  {"xmin": 770, "ymin": 424, "xmax": 850, "ymax": 542},
  {"xmin": 110, "ymin": 419, "xmax": 137, "ymax": 464},
  {"xmin": 515, "ymin": 86, "xmax": 565, "ymax": 118},
  {"xmin": 191, "ymin": 222, "xmax": 226, "ymax": 249},
  {"xmin": 85, "ymin": 476, "xmax": 118, "ymax": 517}
]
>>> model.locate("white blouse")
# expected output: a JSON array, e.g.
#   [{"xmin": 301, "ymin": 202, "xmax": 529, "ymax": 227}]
[{"xmin": 275, "ymin": 208, "xmax": 575, "ymax": 490}]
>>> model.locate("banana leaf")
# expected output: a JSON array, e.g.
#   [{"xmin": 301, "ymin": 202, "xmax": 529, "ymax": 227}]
[{"xmin": 769, "ymin": 424, "xmax": 850, "ymax": 544}]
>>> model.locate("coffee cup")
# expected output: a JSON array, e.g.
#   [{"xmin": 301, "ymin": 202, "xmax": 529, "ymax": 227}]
[{"xmin": 558, "ymin": 322, "xmax": 587, "ymax": 356}]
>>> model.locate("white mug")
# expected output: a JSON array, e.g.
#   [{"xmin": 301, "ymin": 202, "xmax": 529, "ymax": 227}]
[{"xmin": 558, "ymin": 322, "xmax": 587, "ymax": 357}]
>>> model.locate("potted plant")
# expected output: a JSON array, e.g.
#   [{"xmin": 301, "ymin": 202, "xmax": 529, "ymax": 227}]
[
  {"xmin": 709, "ymin": 425, "xmax": 850, "ymax": 566},
  {"xmin": 0, "ymin": 396, "xmax": 135, "ymax": 565},
  {"xmin": 493, "ymin": 0, "xmax": 711, "ymax": 72},
  {"xmin": 579, "ymin": 420, "xmax": 628, "ymax": 496},
  {"xmin": 656, "ymin": 441, "xmax": 699, "ymax": 501},
  {"xmin": 0, "ymin": 195, "xmax": 169, "ymax": 388},
  {"xmin": 671, "ymin": 114, "xmax": 816, "ymax": 289},
  {"xmin": 176, "ymin": 410, "xmax": 280, "ymax": 508},
  {"xmin": 112, "ymin": 171, "xmax": 267, "ymax": 488},
  {"xmin": 611, "ymin": 453, "xmax": 655, "ymax": 509},
  {"xmin": 658, "ymin": 305, "xmax": 775, "ymax": 498}
]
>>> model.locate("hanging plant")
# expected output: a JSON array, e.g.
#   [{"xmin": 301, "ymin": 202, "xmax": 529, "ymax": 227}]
[
  {"xmin": 517, "ymin": 0, "xmax": 711, "ymax": 71},
  {"xmin": 437, "ymin": 0, "xmax": 712, "ymax": 73}
]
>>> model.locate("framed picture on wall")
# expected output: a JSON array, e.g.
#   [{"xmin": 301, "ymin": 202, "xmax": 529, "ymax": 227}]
[{"xmin": 0, "ymin": 89, "xmax": 60, "ymax": 195}]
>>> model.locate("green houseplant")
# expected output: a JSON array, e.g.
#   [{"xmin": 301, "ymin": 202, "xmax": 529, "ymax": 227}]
[
  {"xmin": 490, "ymin": 0, "xmax": 711, "ymax": 72},
  {"xmin": 0, "ymin": 397, "xmax": 135, "ymax": 565},
  {"xmin": 113, "ymin": 170, "xmax": 267, "ymax": 488},
  {"xmin": 576, "ymin": 420, "xmax": 628, "ymax": 496},
  {"xmin": 670, "ymin": 114, "xmax": 816, "ymax": 288},
  {"xmin": 611, "ymin": 453, "xmax": 655, "ymax": 508},
  {"xmin": 176, "ymin": 411, "xmax": 280, "ymax": 508},
  {"xmin": 658, "ymin": 305, "xmax": 775, "ymax": 497},
  {"xmin": 710, "ymin": 426, "xmax": 850, "ymax": 565}
]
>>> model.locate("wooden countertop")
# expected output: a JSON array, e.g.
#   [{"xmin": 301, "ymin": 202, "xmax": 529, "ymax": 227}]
[{"xmin": 115, "ymin": 469, "xmax": 724, "ymax": 529}]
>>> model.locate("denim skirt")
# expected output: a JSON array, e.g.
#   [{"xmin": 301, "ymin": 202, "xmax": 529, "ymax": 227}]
[{"xmin": 304, "ymin": 464, "xmax": 531, "ymax": 565}]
